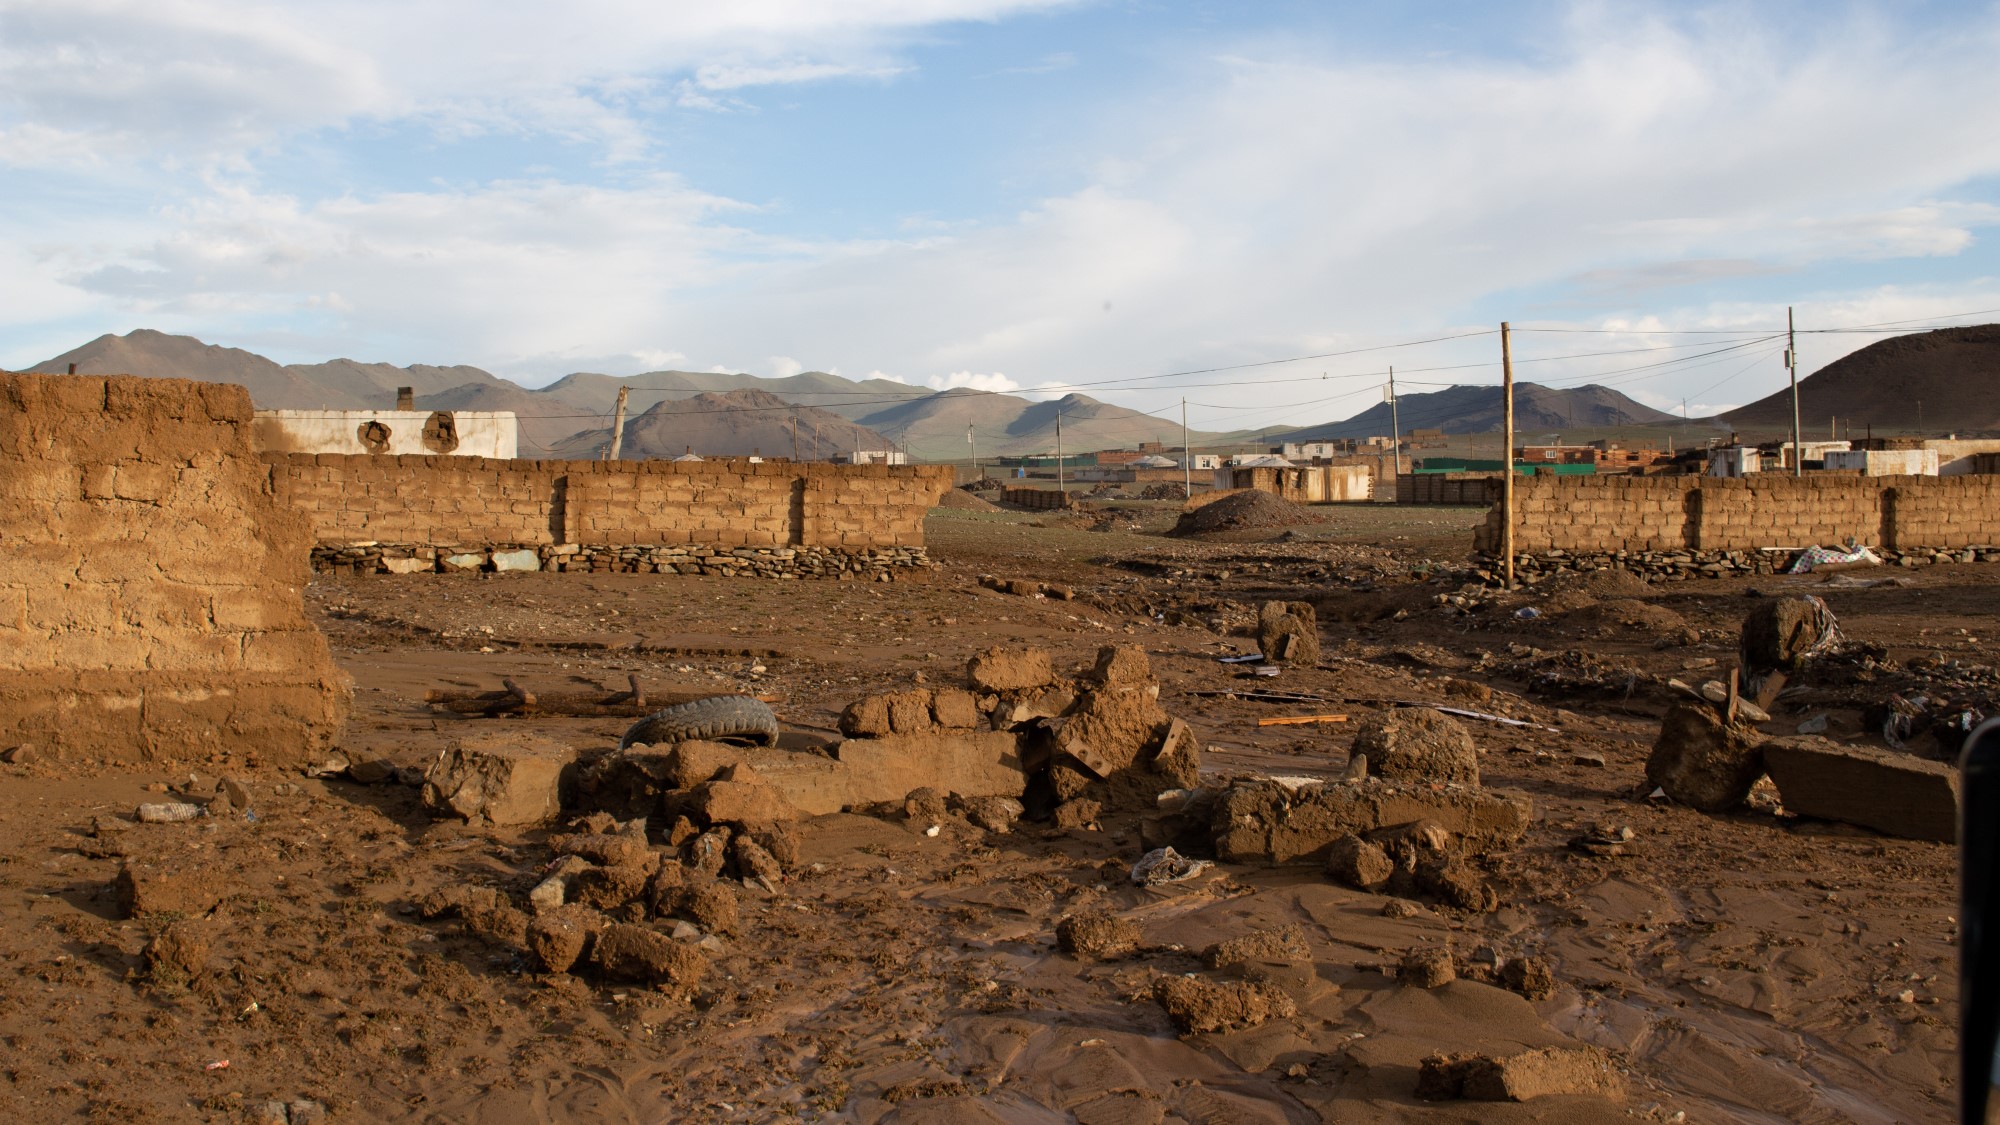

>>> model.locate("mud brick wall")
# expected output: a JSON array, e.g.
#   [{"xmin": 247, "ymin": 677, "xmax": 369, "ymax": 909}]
[
  {"xmin": 1475, "ymin": 473, "xmax": 2000, "ymax": 554},
  {"xmin": 1398, "ymin": 473, "xmax": 1502, "ymax": 506},
  {"xmin": 0, "ymin": 374, "xmax": 349, "ymax": 763},
  {"xmin": 1001, "ymin": 486, "xmax": 1076, "ymax": 510},
  {"xmin": 266, "ymin": 454, "xmax": 954, "ymax": 552}
]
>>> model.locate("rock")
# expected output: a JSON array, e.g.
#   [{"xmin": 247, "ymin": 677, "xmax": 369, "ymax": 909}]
[
  {"xmin": 995, "ymin": 685, "xmax": 1076, "ymax": 726},
  {"xmin": 135, "ymin": 801, "xmax": 204, "ymax": 823},
  {"xmin": 744, "ymin": 821, "xmax": 802, "ymax": 868},
  {"xmin": 1202, "ymin": 926, "xmax": 1310, "ymax": 970},
  {"xmin": 643, "ymin": 862, "xmax": 686, "ymax": 914},
  {"xmin": 961, "ymin": 795, "xmax": 1024, "ymax": 833},
  {"xmin": 1400, "ymin": 947, "xmax": 1456, "ymax": 988},
  {"xmin": 421, "ymin": 734, "xmax": 575, "ymax": 826},
  {"xmin": 930, "ymin": 688, "xmax": 983, "ymax": 730},
  {"xmin": 287, "ymin": 1101, "xmax": 329, "ymax": 1125},
  {"xmin": 1054, "ymin": 798, "xmax": 1103, "ymax": 830},
  {"xmin": 1350, "ymin": 709, "xmax": 1479, "ymax": 786},
  {"xmin": 731, "ymin": 836, "xmax": 784, "ymax": 885},
  {"xmin": 491, "ymin": 548, "xmax": 541, "ymax": 572},
  {"xmin": 527, "ymin": 875, "xmax": 570, "ymax": 913},
  {"xmin": 693, "ymin": 778, "xmax": 801, "ymax": 825},
  {"xmin": 1762, "ymin": 736, "xmax": 1960, "ymax": 842},
  {"xmin": 525, "ymin": 904, "xmax": 602, "ymax": 973},
  {"xmin": 2, "ymin": 744, "xmax": 37, "ymax": 765},
  {"xmin": 1324, "ymin": 833, "xmax": 1394, "ymax": 892},
  {"xmin": 421, "ymin": 886, "xmax": 530, "ymax": 946},
  {"xmin": 1150, "ymin": 718, "xmax": 1202, "ymax": 790},
  {"xmin": 1416, "ymin": 1047, "xmax": 1625, "ymax": 1102},
  {"xmin": 1057, "ymin": 910, "xmax": 1141, "ymax": 960},
  {"xmin": 253, "ymin": 1101, "xmax": 290, "ymax": 1124},
  {"xmin": 968, "ymin": 645, "xmax": 1055, "ymax": 692},
  {"xmin": 1500, "ymin": 956, "xmax": 1556, "ymax": 1000},
  {"xmin": 1089, "ymin": 644, "xmax": 1153, "ymax": 687},
  {"xmin": 1151, "ymin": 976, "xmax": 1297, "ymax": 1034},
  {"xmin": 590, "ymin": 924, "xmax": 707, "ymax": 985},
  {"xmin": 1381, "ymin": 900, "xmax": 1423, "ymax": 919},
  {"xmin": 114, "ymin": 859, "xmax": 224, "ymax": 918},
  {"xmin": 144, "ymin": 919, "xmax": 211, "ymax": 984},
  {"xmin": 1645, "ymin": 703, "xmax": 1763, "ymax": 812},
  {"xmin": 344, "ymin": 754, "xmax": 397, "ymax": 784},
  {"xmin": 1255, "ymin": 601, "xmax": 1320, "ymax": 664}
]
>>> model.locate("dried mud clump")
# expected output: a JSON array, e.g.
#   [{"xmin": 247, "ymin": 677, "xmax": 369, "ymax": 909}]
[
  {"xmin": 525, "ymin": 905, "xmax": 604, "ymax": 974},
  {"xmin": 1416, "ymin": 1047, "xmax": 1626, "ymax": 1102},
  {"xmin": 1500, "ymin": 956, "xmax": 1557, "ymax": 1000},
  {"xmin": 1201, "ymin": 926, "xmax": 1310, "ymax": 970},
  {"xmin": 144, "ymin": 919, "xmax": 211, "ymax": 986},
  {"xmin": 1351, "ymin": 709, "xmax": 1479, "ymax": 786},
  {"xmin": 1151, "ymin": 975, "xmax": 1297, "ymax": 1034},
  {"xmin": 1324, "ymin": 834, "xmax": 1394, "ymax": 892},
  {"xmin": 590, "ymin": 924, "xmax": 708, "ymax": 986},
  {"xmin": 967, "ymin": 645, "xmax": 1055, "ymax": 692},
  {"xmin": 1057, "ymin": 910, "xmax": 1141, "ymax": 961},
  {"xmin": 1399, "ymin": 947, "xmax": 1456, "ymax": 989}
]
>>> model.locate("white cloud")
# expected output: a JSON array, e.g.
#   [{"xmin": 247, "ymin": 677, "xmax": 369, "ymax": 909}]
[
  {"xmin": 0, "ymin": 0, "xmax": 1077, "ymax": 168},
  {"xmin": 768, "ymin": 356, "xmax": 805, "ymax": 377},
  {"xmin": 926, "ymin": 371, "xmax": 1020, "ymax": 392}
]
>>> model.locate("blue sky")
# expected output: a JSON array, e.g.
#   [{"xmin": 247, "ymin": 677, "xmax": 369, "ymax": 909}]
[{"xmin": 3, "ymin": 0, "xmax": 1999, "ymax": 429}]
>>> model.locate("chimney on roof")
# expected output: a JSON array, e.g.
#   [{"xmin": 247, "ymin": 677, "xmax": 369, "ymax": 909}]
[{"xmin": 396, "ymin": 386, "xmax": 414, "ymax": 411}]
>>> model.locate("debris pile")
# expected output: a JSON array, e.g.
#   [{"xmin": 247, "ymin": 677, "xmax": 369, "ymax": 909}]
[{"xmin": 1168, "ymin": 490, "xmax": 1320, "ymax": 537}]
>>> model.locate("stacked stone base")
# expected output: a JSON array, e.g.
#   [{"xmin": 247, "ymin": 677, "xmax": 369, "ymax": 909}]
[
  {"xmin": 310, "ymin": 542, "xmax": 934, "ymax": 580},
  {"xmin": 1472, "ymin": 544, "xmax": 2000, "ymax": 584}
]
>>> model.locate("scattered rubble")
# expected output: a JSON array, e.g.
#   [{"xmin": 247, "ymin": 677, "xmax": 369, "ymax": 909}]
[{"xmin": 1417, "ymin": 1047, "xmax": 1626, "ymax": 1102}]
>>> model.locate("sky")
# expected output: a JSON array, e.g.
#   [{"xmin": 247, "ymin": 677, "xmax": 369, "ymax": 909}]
[{"xmin": 4, "ymin": 0, "xmax": 2000, "ymax": 434}]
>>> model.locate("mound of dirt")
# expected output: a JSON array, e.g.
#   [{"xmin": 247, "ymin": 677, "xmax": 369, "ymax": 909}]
[
  {"xmin": 1537, "ymin": 568, "xmax": 1652, "ymax": 612},
  {"xmin": 1562, "ymin": 598, "xmax": 1689, "ymax": 636},
  {"xmin": 936, "ymin": 488, "xmax": 1000, "ymax": 512},
  {"xmin": 1169, "ymin": 490, "xmax": 1319, "ymax": 537}
]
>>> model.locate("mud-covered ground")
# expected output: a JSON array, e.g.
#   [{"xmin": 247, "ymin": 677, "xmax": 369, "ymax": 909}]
[{"xmin": 0, "ymin": 500, "xmax": 1982, "ymax": 1123}]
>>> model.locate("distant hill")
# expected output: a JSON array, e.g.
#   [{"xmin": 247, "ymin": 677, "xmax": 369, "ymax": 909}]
[
  {"xmin": 1721, "ymin": 324, "xmax": 2000, "ymax": 434},
  {"xmin": 32, "ymin": 329, "xmax": 504, "ymax": 410},
  {"xmin": 546, "ymin": 389, "xmax": 895, "ymax": 460},
  {"xmin": 855, "ymin": 390, "xmax": 1199, "ymax": 458},
  {"xmin": 1271, "ymin": 382, "xmax": 1688, "ymax": 441}
]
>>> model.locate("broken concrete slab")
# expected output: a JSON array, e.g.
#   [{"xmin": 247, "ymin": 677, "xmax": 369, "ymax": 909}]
[
  {"xmin": 1763, "ymin": 736, "xmax": 1959, "ymax": 843},
  {"xmin": 421, "ymin": 733, "xmax": 575, "ymax": 826},
  {"xmin": 1211, "ymin": 779, "xmax": 1532, "ymax": 866},
  {"xmin": 491, "ymin": 548, "xmax": 541, "ymax": 572}
]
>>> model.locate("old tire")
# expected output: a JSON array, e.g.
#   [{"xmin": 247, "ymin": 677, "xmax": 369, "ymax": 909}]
[{"xmin": 620, "ymin": 696, "xmax": 780, "ymax": 750}]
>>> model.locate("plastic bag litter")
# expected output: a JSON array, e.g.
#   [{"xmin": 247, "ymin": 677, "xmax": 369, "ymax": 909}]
[
  {"xmin": 1130, "ymin": 847, "xmax": 1212, "ymax": 886},
  {"xmin": 1784, "ymin": 544, "xmax": 1880, "ymax": 574},
  {"xmin": 1514, "ymin": 607, "xmax": 1541, "ymax": 620}
]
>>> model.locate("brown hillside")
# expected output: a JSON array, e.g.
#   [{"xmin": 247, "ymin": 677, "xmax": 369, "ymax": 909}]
[
  {"xmin": 1721, "ymin": 324, "xmax": 2000, "ymax": 433},
  {"xmin": 548, "ymin": 388, "xmax": 895, "ymax": 460}
]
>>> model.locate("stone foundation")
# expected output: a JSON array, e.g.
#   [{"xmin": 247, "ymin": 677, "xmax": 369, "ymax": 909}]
[{"xmin": 310, "ymin": 542, "xmax": 934, "ymax": 579}]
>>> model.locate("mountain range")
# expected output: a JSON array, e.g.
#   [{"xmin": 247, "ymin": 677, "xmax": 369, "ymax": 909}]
[
  {"xmin": 28, "ymin": 328, "xmax": 1773, "ymax": 457},
  {"xmin": 1720, "ymin": 324, "xmax": 2000, "ymax": 434}
]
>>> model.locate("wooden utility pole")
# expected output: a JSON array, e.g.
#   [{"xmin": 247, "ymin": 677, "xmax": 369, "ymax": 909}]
[
  {"xmin": 791, "ymin": 414, "xmax": 799, "ymax": 461},
  {"xmin": 968, "ymin": 424, "xmax": 977, "ymax": 481},
  {"xmin": 1055, "ymin": 410, "xmax": 1066, "ymax": 494},
  {"xmin": 606, "ymin": 385, "xmax": 630, "ymax": 461},
  {"xmin": 1501, "ymin": 321, "xmax": 1516, "ymax": 590},
  {"xmin": 1787, "ymin": 306, "xmax": 1801, "ymax": 477},
  {"xmin": 1182, "ymin": 398, "xmax": 1191, "ymax": 496},
  {"xmin": 1387, "ymin": 367, "xmax": 1403, "ymax": 477}
]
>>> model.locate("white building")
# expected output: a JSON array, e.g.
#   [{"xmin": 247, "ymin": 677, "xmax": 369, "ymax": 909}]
[
  {"xmin": 836, "ymin": 450, "xmax": 909, "ymax": 465},
  {"xmin": 250, "ymin": 408, "xmax": 518, "ymax": 458},
  {"xmin": 1823, "ymin": 449, "xmax": 1940, "ymax": 476}
]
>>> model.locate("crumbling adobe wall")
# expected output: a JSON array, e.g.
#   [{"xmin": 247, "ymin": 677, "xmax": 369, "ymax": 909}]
[
  {"xmin": 1475, "ymin": 473, "xmax": 2000, "ymax": 554},
  {"xmin": 0, "ymin": 374, "xmax": 349, "ymax": 763},
  {"xmin": 266, "ymin": 454, "xmax": 954, "ymax": 553}
]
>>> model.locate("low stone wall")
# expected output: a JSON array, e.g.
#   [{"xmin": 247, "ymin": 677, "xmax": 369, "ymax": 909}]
[
  {"xmin": 0, "ymin": 373, "xmax": 349, "ymax": 763},
  {"xmin": 1002, "ymin": 486, "xmax": 1077, "ymax": 510},
  {"xmin": 1475, "ymin": 473, "xmax": 2000, "ymax": 555},
  {"xmin": 311, "ymin": 542, "xmax": 931, "ymax": 581},
  {"xmin": 266, "ymin": 453, "xmax": 955, "ymax": 576}
]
